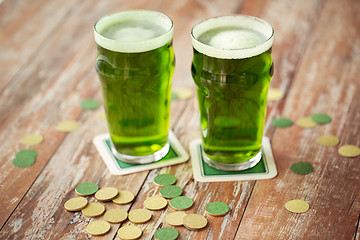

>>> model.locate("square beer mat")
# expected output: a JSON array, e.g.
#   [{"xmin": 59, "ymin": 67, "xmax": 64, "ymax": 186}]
[
  {"xmin": 93, "ymin": 130, "xmax": 189, "ymax": 175},
  {"xmin": 190, "ymin": 136, "xmax": 277, "ymax": 182}
]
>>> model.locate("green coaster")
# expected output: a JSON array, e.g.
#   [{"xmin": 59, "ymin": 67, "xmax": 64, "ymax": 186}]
[
  {"xmin": 81, "ymin": 99, "xmax": 99, "ymax": 110},
  {"xmin": 311, "ymin": 113, "xmax": 331, "ymax": 124},
  {"xmin": 154, "ymin": 227, "xmax": 179, "ymax": 240},
  {"xmin": 154, "ymin": 174, "xmax": 177, "ymax": 186},
  {"xmin": 205, "ymin": 201, "xmax": 229, "ymax": 216},
  {"xmin": 290, "ymin": 161, "xmax": 314, "ymax": 175},
  {"xmin": 75, "ymin": 182, "xmax": 99, "ymax": 196},
  {"xmin": 16, "ymin": 149, "xmax": 38, "ymax": 158},
  {"xmin": 201, "ymin": 145, "xmax": 267, "ymax": 176},
  {"xmin": 93, "ymin": 131, "xmax": 189, "ymax": 175},
  {"xmin": 170, "ymin": 196, "xmax": 193, "ymax": 210},
  {"xmin": 13, "ymin": 155, "xmax": 35, "ymax": 168},
  {"xmin": 106, "ymin": 142, "xmax": 178, "ymax": 169},
  {"xmin": 271, "ymin": 117, "xmax": 293, "ymax": 128},
  {"xmin": 190, "ymin": 137, "xmax": 277, "ymax": 182},
  {"xmin": 160, "ymin": 185, "xmax": 183, "ymax": 199}
]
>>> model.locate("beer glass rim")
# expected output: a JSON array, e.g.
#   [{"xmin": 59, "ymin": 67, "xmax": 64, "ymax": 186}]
[
  {"xmin": 191, "ymin": 15, "xmax": 274, "ymax": 59},
  {"xmin": 94, "ymin": 10, "xmax": 173, "ymax": 53}
]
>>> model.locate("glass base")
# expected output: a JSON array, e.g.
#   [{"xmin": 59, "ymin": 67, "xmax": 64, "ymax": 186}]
[
  {"xmin": 111, "ymin": 142, "xmax": 170, "ymax": 164},
  {"xmin": 203, "ymin": 149, "xmax": 262, "ymax": 171}
]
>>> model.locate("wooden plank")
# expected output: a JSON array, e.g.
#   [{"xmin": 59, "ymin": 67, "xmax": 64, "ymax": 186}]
[
  {"xmin": 0, "ymin": 0, "xmax": 78, "ymax": 92},
  {"xmin": 0, "ymin": 0, "xmax": 129, "ymax": 228},
  {"xmin": 235, "ymin": 0, "xmax": 360, "ymax": 239}
]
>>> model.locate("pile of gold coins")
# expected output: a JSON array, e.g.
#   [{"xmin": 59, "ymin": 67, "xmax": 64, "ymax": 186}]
[{"xmin": 64, "ymin": 174, "xmax": 229, "ymax": 239}]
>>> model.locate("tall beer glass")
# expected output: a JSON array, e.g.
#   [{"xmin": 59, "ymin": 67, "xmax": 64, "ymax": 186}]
[
  {"xmin": 191, "ymin": 15, "xmax": 274, "ymax": 171},
  {"xmin": 94, "ymin": 10, "xmax": 174, "ymax": 164}
]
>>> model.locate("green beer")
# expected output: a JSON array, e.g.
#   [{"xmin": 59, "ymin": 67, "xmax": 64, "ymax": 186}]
[
  {"xmin": 191, "ymin": 15, "xmax": 274, "ymax": 170},
  {"xmin": 94, "ymin": 10, "xmax": 174, "ymax": 163}
]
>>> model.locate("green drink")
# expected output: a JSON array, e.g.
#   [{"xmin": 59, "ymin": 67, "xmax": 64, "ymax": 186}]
[
  {"xmin": 94, "ymin": 10, "xmax": 174, "ymax": 164},
  {"xmin": 191, "ymin": 15, "xmax": 274, "ymax": 171}
]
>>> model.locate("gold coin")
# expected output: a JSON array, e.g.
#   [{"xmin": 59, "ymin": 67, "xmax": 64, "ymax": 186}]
[
  {"xmin": 118, "ymin": 225, "xmax": 142, "ymax": 240},
  {"xmin": 296, "ymin": 117, "xmax": 317, "ymax": 128},
  {"xmin": 104, "ymin": 208, "xmax": 128, "ymax": 223},
  {"xmin": 64, "ymin": 197, "xmax": 88, "ymax": 212},
  {"xmin": 95, "ymin": 187, "xmax": 118, "ymax": 201},
  {"xmin": 268, "ymin": 88, "xmax": 284, "ymax": 101},
  {"xmin": 21, "ymin": 134, "xmax": 43, "ymax": 146},
  {"xmin": 98, "ymin": 112, "xmax": 106, "ymax": 121},
  {"xmin": 317, "ymin": 135, "xmax": 340, "ymax": 147},
  {"xmin": 338, "ymin": 145, "xmax": 360, "ymax": 157},
  {"xmin": 285, "ymin": 199, "xmax": 309, "ymax": 213},
  {"xmin": 112, "ymin": 190, "xmax": 135, "ymax": 205},
  {"xmin": 144, "ymin": 196, "xmax": 168, "ymax": 210},
  {"xmin": 81, "ymin": 202, "xmax": 105, "ymax": 218},
  {"xmin": 175, "ymin": 88, "xmax": 193, "ymax": 99},
  {"xmin": 128, "ymin": 209, "xmax": 152, "ymax": 223},
  {"xmin": 183, "ymin": 214, "xmax": 207, "ymax": 230},
  {"xmin": 56, "ymin": 120, "xmax": 79, "ymax": 132},
  {"xmin": 165, "ymin": 212, "xmax": 187, "ymax": 226},
  {"xmin": 86, "ymin": 220, "xmax": 110, "ymax": 236}
]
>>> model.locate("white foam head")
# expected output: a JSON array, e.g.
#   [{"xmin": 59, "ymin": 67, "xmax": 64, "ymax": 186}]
[
  {"xmin": 94, "ymin": 10, "xmax": 173, "ymax": 53},
  {"xmin": 191, "ymin": 15, "xmax": 274, "ymax": 59}
]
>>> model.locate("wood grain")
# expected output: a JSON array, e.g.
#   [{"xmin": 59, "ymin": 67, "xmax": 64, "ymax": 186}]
[
  {"xmin": 235, "ymin": 0, "xmax": 360, "ymax": 239},
  {"xmin": 0, "ymin": 0, "xmax": 359, "ymax": 239},
  {"xmin": 0, "ymin": 0, "xmax": 125, "ymax": 229},
  {"xmin": 0, "ymin": 0, "xmax": 77, "ymax": 92}
]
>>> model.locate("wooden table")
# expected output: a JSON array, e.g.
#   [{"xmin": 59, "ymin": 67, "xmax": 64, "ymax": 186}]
[{"xmin": 1, "ymin": 0, "xmax": 359, "ymax": 239}]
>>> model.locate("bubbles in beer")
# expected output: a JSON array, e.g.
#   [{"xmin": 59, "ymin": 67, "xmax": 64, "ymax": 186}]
[
  {"xmin": 191, "ymin": 15, "xmax": 273, "ymax": 59},
  {"xmin": 94, "ymin": 10, "xmax": 173, "ymax": 52},
  {"xmin": 101, "ymin": 20, "xmax": 167, "ymax": 42},
  {"xmin": 198, "ymin": 26, "xmax": 267, "ymax": 50}
]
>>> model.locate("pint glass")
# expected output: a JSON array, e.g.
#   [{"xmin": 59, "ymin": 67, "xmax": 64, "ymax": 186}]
[
  {"xmin": 191, "ymin": 15, "xmax": 274, "ymax": 171},
  {"xmin": 94, "ymin": 10, "xmax": 174, "ymax": 164}
]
